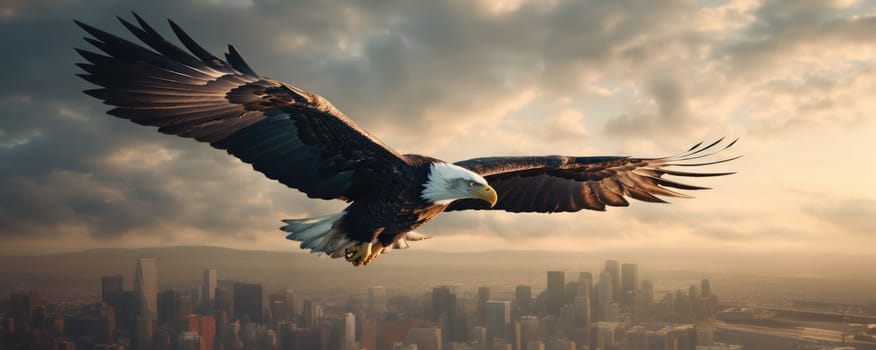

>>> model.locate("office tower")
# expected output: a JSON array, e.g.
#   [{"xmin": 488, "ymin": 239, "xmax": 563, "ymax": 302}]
[
  {"xmin": 102, "ymin": 275, "xmax": 124, "ymax": 303},
  {"xmin": 432, "ymin": 286, "xmax": 459, "ymax": 343},
  {"xmin": 558, "ymin": 305, "xmax": 575, "ymax": 330},
  {"xmin": 477, "ymin": 287, "xmax": 490, "ymax": 326},
  {"xmin": 343, "ymin": 313, "xmax": 356, "ymax": 350},
  {"xmin": 564, "ymin": 282, "xmax": 579, "ymax": 305},
  {"xmin": 577, "ymin": 272, "xmax": 592, "ymax": 299},
  {"xmin": 596, "ymin": 271, "xmax": 612, "ymax": 321},
  {"xmin": 572, "ymin": 296, "xmax": 591, "ymax": 345},
  {"xmin": 135, "ymin": 258, "xmax": 158, "ymax": 319},
  {"xmin": 474, "ymin": 326, "xmax": 487, "ymax": 350},
  {"xmin": 178, "ymin": 290, "xmax": 195, "ymax": 322},
  {"xmin": 201, "ymin": 269, "xmax": 217, "ymax": 312},
  {"xmin": 485, "ymin": 301, "xmax": 510, "ymax": 348},
  {"xmin": 97, "ymin": 303, "xmax": 116, "ymax": 344},
  {"xmin": 406, "ymin": 327, "xmax": 442, "ymax": 350},
  {"xmin": 302, "ymin": 299, "xmax": 323, "ymax": 328},
  {"xmin": 515, "ymin": 285, "xmax": 532, "ymax": 316},
  {"xmin": 199, "ymin": 316, "xmax": 216, "ymax": 350},
  {"xmin": 701, "ymin": 279, "xmax": 712, "ymax": 298},
  {"xmin": 285, "ymin": 289, "xmax": 299, "ymax": 320},
  {"xmin": 546, "ymin": 271, "xmax": 564, "ymax": 316},
  {"xmin": 158, "ymin": 289, "xmax": 178, "ymax": 324},
  {"xmin": 233, "ymin": 282, "xmax": 263, "ymax": 323},
  {"xmin": 369, "ymin": 286, "xmax": 387, "ymax": 316},
  {"xmin": 604, "ymin": 260, "xmax": 620, "ymax": 304},
  {"xmin": 271, "ymin": 299, "xmax": 288, "ymax": 324},
  {"xmin": 620, "ymin": 263, "xmax": 638, "ymax": 307},
  {"xmin": 637, "ymin": 280, "xmax": 654, "ymax": 323},
  {"xmin": 360, "ymin": 318, "xmax": 378, "ymax": 350},
  {"xmin": 215, "ymin": 286, "xmax": 234, "ymax": 322},
  {"xmin": 518, "ymin": 316, "xmax": 540, "ymax": 349}
]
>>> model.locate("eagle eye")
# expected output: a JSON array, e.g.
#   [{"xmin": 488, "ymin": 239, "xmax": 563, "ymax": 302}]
[{"xmin": 468, "ymin": 181, "xmax": 477, "ymax": 187}]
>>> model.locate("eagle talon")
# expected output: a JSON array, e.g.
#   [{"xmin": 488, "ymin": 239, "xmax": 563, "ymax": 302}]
[{"xmin": 344, "ymin": 242, "xmax": 373, "ymax": 267}]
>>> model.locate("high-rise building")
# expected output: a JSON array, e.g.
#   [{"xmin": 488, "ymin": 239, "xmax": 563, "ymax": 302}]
[
  {"xmin": 101, "ymin": 275, "xmax": 123, "ymax": 303},
  {"xmin": 515, "ymin": 285, "xmax": 532, "ymax": 316},
  {"xmin": 518, "ymin": 316, "xmax": 540, "ymax": 349},
  {"xmin": 342, "ymin": 313, "xmax": 356, "ymax": 350},
  {"xmin": 158, "ymin": 289, "xmax": 178, "ymax": 324},
  {"xmin": 215, "ymin": 286, "xmax": 234, "ymax": 322},
  {"xmin": 485, "ymin": 300, "xmax": 510, "ymax": 348},
  {"xmin": 360, "ymin": 318, "xmax": 378, "ymax": 350},
  {"xmin": 97, "ymin": 303, "xmax": 116, "ymax": 344},
  {"xmin": 135, "ymin": 258, "xmax": 158, "ymax": 319},
  {"xmin": 596, "ymin": 271, "xmax": 612, "ymax": 322},
  {"xmin": 369, "ymin": 286, "xmax": 387, "ymax": 316},
  {"xmin": 701, "ymin": 279, "xmax": 712, "ymax": 298},
  {"xmin": 199, "ymin": 316, "xmax": 216, "ymax": 350},
  {"xmin": 620, "ymin": 263, "xmax": 638, "ymax": 307},
  {"xmin": 202, "ymin": 269, "xmax": 217, "ymax": 312},
  {"xmin": 604, "ymin": 260, "xmax": 621, "ymax": 304},
  {"xmin": 302, "ymin": 299, "xmax": 323, "ymax": 328},
  {"xmin": 546, "ymin": 271, "xmax": 564, "ymax": 316},
  {"xmin": 405, "ymin": 327, "xmax": 441, "ymax": 350},
  {"xmin": 177, "ymin": 290, "xmax": 195, "ymax": 322},
  {"xmin": 477, "ymin": 287, "xmax": 490, "ymax": 326},
  {"xmin": 233, "ymin": 282, "xmax": 263, "ymax": 323},
  {"xmin": 577, "ymin": 272, "xmax": 592, "ymax": 298},
  {"xmin": 285, "ymin": 289, "xmax": 298, "ymax": 320}
]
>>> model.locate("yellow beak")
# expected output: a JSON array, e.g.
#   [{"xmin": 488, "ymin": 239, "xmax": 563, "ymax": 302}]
[{"xmin": 469, "ymin": 184, "xmax": 498, "ymax": 208}]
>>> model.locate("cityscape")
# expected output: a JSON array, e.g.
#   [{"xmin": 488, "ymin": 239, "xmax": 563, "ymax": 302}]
[{"xmin": 2, "ymin": 250, "xmax": 875, "ymax": 350}]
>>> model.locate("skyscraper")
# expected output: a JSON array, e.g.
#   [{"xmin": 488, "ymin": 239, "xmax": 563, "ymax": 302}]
[
  {"xmin": 597, "ymin": 271, "xmax": 612, "ymax": 322},
  {"xmin": 158, "ymin": 289, "xmax": 178, "ymax": 324},
  {"xmin": 135, "ymin": 258, "xmax": 158, "ymax": 319},
  {"xmin": 604, "ymin": 260, "xmax": 621, "ymax": 304},
  {"xmin": 202, "ymin": 269, "xmax": 217, "ymax": 311},
  {"xmin": 477, "ymin": 287, "xmax": 490, "ymax": 326},
  {"xmin": 547, "ymin": 271, "xmax": 565, "ymax": 316},
  {"xmin": 233, "ymin": 282, "xmax": 263, "ymax": 323},
  {"xmin": 621, "ymin": 263, "xmax": 638, "ymax": 307},
  {"xmin": 485, "ymin": 300, "xmax": 510, "ymax": 348},
  {"xmin": 369, "ymin": 286, "xmax": 387, "ymax": 316},
  {"xmin": 343, "ymin": 313, "xmax": 356, "ymax": 350},
  {"xmin": 101, "ymin": 275, "xmax": 123, "ymax": 303},
  {"xmin": 515, "ymin": 285, "xmax": 532, "ymax": 316},
  {"xmin": 405, "ymin": 327, "xmax": 441, "ymax": 350}
]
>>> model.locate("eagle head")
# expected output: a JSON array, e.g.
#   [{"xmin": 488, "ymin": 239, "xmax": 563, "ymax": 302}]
[{"xmin": 421, "ymin": 163, "xmax": 498, "ymax": 207}]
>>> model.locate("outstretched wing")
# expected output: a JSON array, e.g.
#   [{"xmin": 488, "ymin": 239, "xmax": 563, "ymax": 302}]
[
  {"xmin": 75, "ymin": 13, "xmax": 408, "ymax": 201},
  {"xmin": 446, "ymin": 139, "xmax": 739, "ymax": 213}
]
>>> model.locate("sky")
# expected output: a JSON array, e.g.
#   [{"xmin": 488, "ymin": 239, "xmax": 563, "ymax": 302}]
[{"xmin": 0, "ymin": 0, "xmax": 875, "ymax": 257}]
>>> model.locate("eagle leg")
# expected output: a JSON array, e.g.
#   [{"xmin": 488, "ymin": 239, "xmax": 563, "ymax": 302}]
[{"xmin": 362, "ymin": 242, "xmax": 384, "ymax": 266}]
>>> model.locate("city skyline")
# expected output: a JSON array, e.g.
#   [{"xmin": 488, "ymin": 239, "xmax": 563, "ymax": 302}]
[{"xmin": 4, "ymin": 254, "xmax": 874, "ymax": 350}]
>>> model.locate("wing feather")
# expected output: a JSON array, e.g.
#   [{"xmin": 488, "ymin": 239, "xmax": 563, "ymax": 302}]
[
  {"xmin": 447, "ymin": 139, "xmax": 738, "ymax": 213},
  {"xmin": 76, "ymin": 13, "xmax": 408, "ymax": 201}
]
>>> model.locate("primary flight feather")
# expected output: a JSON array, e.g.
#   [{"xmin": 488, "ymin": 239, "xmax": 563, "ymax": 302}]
[{"xmin": 75, "ymin": 13, "xmax": 738, "ymax": 266}]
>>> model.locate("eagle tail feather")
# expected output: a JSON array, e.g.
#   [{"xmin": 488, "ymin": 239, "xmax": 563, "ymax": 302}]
[{"xmin": 281, "ymin": 212, "xmax": 353, "ymax": 258}]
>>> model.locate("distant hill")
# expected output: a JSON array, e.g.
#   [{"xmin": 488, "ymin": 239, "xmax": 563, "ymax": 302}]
[{"xmin": 1, "ymin": 246, "xmax": 874, "ymax": 303}]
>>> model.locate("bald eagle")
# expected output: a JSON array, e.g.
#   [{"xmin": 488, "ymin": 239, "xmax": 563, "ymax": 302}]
[{"xmin": 75, "ymin": 14, "xmax": 738, "ymax": 266}]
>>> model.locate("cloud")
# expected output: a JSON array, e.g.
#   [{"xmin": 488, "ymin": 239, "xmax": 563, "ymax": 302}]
[
  {"xmin": 803, "ymin": 198, "xmax": 876, "ymax": 235},
  {"xmin": 0, "ymin": 0, "xmax": 875, "ymax": 255}
]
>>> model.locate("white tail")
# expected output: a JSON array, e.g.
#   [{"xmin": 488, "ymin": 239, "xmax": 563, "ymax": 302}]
[{"xmin": 281, "ymin": 212, "xmax": 353, "ymax": 258}]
